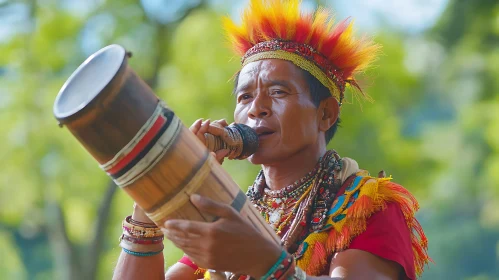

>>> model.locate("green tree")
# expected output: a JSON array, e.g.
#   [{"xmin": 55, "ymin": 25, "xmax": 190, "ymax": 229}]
[{"xmin": 1, "ymin": 0, "xmax": 498, "ymax": 279}]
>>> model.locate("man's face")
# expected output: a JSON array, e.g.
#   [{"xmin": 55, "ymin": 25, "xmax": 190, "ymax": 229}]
[{"xmin": 234, "ymin": 59, "xmax": 322, "ymax": 165}]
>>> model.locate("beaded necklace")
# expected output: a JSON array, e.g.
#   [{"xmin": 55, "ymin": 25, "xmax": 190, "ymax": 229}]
[{"xmin": 247, "ymin": 150, "xmax": 343, "ymax": 249}]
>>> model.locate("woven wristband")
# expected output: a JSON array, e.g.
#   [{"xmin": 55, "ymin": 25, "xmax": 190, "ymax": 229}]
[
  {"xmin": 120, "ymin": 233, "xmax": 164, "ymax": 245},
  {"xmin": 276, "ymin": 258, "xmax": 308, "ymax": 280},
  {"xmin": 119, "ymin": 237, "xmax": 164, "ymax": 253},
  {"xmin": 122, "ymin": 248, "xmax": 163, "ymax": 257},
  {"xmin": 122, "ymin": 217, "xmax": 163, "ymax": 238},
  {"xmin": 261, "ymin": 250, "xmax": 291, "ymax": 280},
  {"xmin": 292, "ymin": 267, "xmax": 307, "ymax": 280},
  {"xmin": 127, "ymin": 215, "xmax": 157, "ymax": 227}
]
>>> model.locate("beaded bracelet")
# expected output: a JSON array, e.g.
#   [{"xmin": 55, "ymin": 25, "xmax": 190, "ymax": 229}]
[
  {"xmin": 276, "ymin": 261, "xmax": 294, "ymax": 280},
  {"xmin": 120, "ymin": 233, "xmax": 164, "ymax": 245},
  {"xmin": 124, "ymin": 216, "xmax": 162, "ymax": 230},
  {"xmin": 292, "ymin": 267, "xmax": 307, "ymax": 280},
  {"xmin": 122, "ymin": 226, "xmax": 163, "ymax": 238},
  {"xmin": 120, "ymin": 237, "xmax": 164, "ymax": 253},
  {"xmin": 122, "ymin": 217, "xmax": 163, "ymax": 238},
  {"xmin": 119, "ymin": 215, "xmax": 164, "ymax": 253},
  {"xmin": 122, "ymin": 248, "xmax": 163, "ymax": 257},
  {"xmin": 127, "ymin": 216, "xmax": 158, "ymax": 228},
  {"xmin": 273, "ymin": 258, "xmax": 306, "ymax": 280},
  {"xmin": 261, "ymin": 250, "xmax": 293, "ymax": 280}
]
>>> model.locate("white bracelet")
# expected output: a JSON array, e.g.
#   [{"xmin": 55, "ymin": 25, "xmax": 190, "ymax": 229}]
[{"xmin": 294, "ymin": 267, "xmax": 307, "ymax": 280}]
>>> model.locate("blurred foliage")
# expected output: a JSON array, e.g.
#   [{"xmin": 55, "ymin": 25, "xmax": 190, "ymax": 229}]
[{"xmin": 0, "ymin": 0, "xmax": 498, "ymax": 279}]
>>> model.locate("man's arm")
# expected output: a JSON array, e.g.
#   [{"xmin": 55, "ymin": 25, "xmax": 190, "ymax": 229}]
[
  {"xmin": 304, "ymin": 202, "xmax": 412, "ymax": 280},
  {"xmin": 324, "ymin": 249, "xmax": 403, "ymax": 280},
  {"xmin": 112, "ymin": 236, "xmax": 200, "ymax": 280},
  {"xmin": 112, "ymin": 205, "xmax": 166, "ymax": 280},
  {"xmin": 113, "ymin": 252, "xmax": 165, "ymax": 280},
  {"xmin": 112, "ymin": 205, "xmax": 198, "ymax": 280}
]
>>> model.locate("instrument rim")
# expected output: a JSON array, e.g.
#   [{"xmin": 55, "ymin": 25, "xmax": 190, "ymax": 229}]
[{"xmin": 53, "ymin": 44, "xmax": 126, "ymax": 121}]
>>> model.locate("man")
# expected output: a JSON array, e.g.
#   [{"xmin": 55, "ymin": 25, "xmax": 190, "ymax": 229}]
[{"xmin": 113, "ymin": 0, "xmax": 430, "ymax": 279}]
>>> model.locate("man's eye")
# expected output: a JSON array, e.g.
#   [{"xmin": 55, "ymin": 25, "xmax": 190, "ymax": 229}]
[
  {"xmin": 238, "ymin": 94, "xmax": 252, "ymax": 102},
  {"xmin": 272, "ymin": 90, "xmax": 287, "ymax": 95}
]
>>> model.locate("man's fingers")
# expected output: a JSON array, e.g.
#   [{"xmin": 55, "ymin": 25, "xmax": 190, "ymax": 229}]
[
  {"xmin": 211, "ymin": 150, "xmax": 229, "ymax": 164},
  {"xmin": 162, "ymin": 219, "xmax": 206, "ymax": 236},
  {"xmin": 166, "ymin": 235, "xmax": 199, "ymax": 251},
  {"xmin": 206, "ymin": 122, "xmax": 227, "ymax": 137},
  {"xmin": 199, "ymin": 119, "xmax": 211, "ymax": 134},
  {"xmin": 189, "ymin": 119, "xmax": 203, "ymax": 133},
  {"xmin": 194, "ymin": 119, "xmax": 210, "ymax": 144},
  {"xmin": 212, "ymin": 119, "xmax": 229, "ymax": 127},
  {"xmin": 190, "ymin": 118, "xmax": 206, "ymax": 144},
  {"xmin": 162, "ymin": 220, "xmax": 208, "ymax": 252},
  {"xmin": 190, "ymin": 194, "xmax": 237, "ymax": 219},
  {"xmin": 164, "ymin": 232, "xmax": 190, "ymax": 247},
  {"xmin": 215, "ymin": 149, "xmax": 230, "ymax": 163}
]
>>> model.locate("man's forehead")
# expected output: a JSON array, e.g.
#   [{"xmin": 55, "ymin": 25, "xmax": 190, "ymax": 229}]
[
  {"xmin": 235, "ymin": 59, "xmax": 310, "ymax": 95},
  {"xmin": 240, "ymin": 60, "xmax": 272, "ymax": 77}
]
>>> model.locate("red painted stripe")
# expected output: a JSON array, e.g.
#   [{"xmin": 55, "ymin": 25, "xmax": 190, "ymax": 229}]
[{"xmin": 108, "ymin": 114, "xmax": 166, "ymax": 175}]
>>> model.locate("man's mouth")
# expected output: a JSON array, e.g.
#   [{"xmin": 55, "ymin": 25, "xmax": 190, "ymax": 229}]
[{"xmin": 254, "ymin": 126, "xmax": 275, "ymax": 139}]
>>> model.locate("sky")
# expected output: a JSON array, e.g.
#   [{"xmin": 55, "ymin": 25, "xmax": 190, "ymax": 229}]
[
  {"xmin": 331, "ymin": 0, "xmax": 449, "ymax": 33},
  {"xmin": 0, "ymin": 0, "xmax": 449, "ymax": 44},
  {"xmin": 227, "ymin": 0, "xmax": 449, "ymax": 34}
]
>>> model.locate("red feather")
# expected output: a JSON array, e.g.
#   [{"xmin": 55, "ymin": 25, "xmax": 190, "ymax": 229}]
[{"xmin": 295, "ymin": 16, "xmax": 312, "ymax": 44}]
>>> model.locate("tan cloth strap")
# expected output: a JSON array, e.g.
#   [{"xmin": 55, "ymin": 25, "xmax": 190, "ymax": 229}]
[{"xmin": 338, "ymin": 157, "xmax": 360, "ymax": 184}]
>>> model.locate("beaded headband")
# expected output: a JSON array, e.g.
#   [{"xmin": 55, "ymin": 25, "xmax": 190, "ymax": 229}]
[
  {"xmin": 224, "ymin": 0, "xmax": 381, "ymax": 104},
  {"xmin": 242, "ymin": 40, "xmax": 346, "ymax": 102}
]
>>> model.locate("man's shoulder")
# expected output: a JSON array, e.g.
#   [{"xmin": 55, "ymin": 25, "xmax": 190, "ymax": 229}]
[
  {"xmin": 336, "ymin": 157, "xmax": 360, "ymax": 184},
  {"xmin": 327, "ymin": 173, "xmax": 418, "ymax": 221},
  {"xmin": 296, "ymin": 158, "xmax": 430, "ymax": 277}
]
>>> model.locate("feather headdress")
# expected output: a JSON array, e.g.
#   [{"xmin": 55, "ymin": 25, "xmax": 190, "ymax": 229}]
[{"xmin": 223, "ymin": 0, "xmax": 381, "ymax": 103}]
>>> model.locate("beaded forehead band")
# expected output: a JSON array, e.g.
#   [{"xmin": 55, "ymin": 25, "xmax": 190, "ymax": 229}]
[
  {"xmin": 242, "ymin": 40, "xmax": 346, "ymax": 101},
  {"xmin": 224, "ymin": 0, "xmax": 381, "ymax": 104}
]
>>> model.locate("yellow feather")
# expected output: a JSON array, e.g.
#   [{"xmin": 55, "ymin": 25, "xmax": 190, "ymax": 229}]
[
  {"xmin": 309, "ymin": 8, "xmax": 329, "ymax": 47},
  {"xmin": 282, "ymin": 0, "xmax": 300, "ymax": 39},
  {"xmin": 329, "ymin": 21, "xmax": 355, "ymax": 60},
  {"xmin": 223, "ymin": 0, "xmax": 381, "ymax": 102}
]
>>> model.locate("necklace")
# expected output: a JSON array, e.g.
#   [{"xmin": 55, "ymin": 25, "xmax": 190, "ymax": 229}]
[
  {"xmin": 259, "ymin": 176, "xmax": 316, "ymax": 234},
  {"xmin": 247, "ymin": 151, "xmax": 343, "ymax": 241}
]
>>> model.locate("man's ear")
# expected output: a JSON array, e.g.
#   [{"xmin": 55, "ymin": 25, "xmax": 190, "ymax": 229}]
[{"xmin": 318, "ymin": 97, "xmax": 339, "ymax": 132}]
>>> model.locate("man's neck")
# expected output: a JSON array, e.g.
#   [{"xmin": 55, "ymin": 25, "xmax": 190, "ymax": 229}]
[{"xmin": 261, "ymin": 146, "xmax": 327, "ymax": 191}]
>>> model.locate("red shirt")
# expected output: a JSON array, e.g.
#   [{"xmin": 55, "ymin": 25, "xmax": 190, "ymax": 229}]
[{"xmin": 348, "ymin": 202, "xmax": 416, "ymax": 280}]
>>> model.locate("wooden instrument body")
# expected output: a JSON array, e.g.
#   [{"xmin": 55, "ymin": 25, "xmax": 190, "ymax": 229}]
[{"xmin": 54, "ymin": 45, "xmax": 279, "ymax": 245}]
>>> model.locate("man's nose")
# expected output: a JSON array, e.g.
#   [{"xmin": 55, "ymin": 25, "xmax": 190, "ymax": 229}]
[{"xmin": 248, "ymin": 93, "xmax": 271, "ymax": 119}]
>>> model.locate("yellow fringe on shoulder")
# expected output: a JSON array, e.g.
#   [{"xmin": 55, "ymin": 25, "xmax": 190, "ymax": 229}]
[
  {"xmin": 202, "ymin": 174, "xmax": 430, "ymax": 279},
  {"xmin": 296, "ymin": 174, "xmax": 430, "ymax": 277}
]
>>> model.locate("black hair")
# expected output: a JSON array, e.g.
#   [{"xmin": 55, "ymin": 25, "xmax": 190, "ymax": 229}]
[
  {"xmin": 233, "ymin": 69, "xmax": 340, "ymax": 144},
  {"xmin": 300, "ymin": 69, "xmax": 340, "ymax": 144}
]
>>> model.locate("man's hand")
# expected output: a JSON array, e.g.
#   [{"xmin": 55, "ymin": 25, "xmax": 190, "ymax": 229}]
[
  {"xmin": 190, "ymin": 119, "xmax": 230, "ymax": 164},
  {"xmin": 131, "ymin": 202, "xmax": 154, "ymax": 224},
  {"xmin": 161, "ymin": 194, "xmax": 282, "ymax": 278}
]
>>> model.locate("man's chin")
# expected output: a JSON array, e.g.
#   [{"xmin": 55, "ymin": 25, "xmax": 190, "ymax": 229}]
[
  {"xmin": 247, "ymin": 150, "xmax": 276, "ymax": 165},
  {"xmin": 246, "ymin": 154, "xmax": 263, "ymax": 165}
]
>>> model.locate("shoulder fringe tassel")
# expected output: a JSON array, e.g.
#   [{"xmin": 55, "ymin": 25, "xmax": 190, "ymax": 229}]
[
  {"xmin": 203, "ymin": 176, "xmax": 431, "ymax": 279},
  {"xmin": 296, "ymin": 176, "xmax": 431, "ymax": 277}
]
